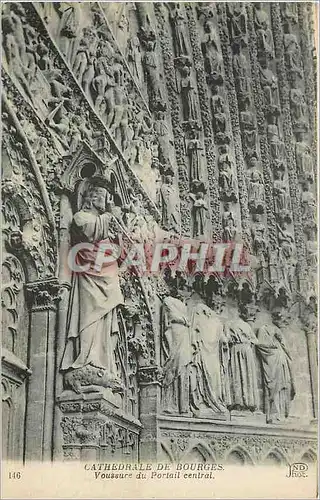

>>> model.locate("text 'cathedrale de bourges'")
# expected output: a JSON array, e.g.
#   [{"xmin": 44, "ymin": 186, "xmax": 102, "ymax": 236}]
[{"xmin": 84, "ymin": 462, "xmax": 224, "ymax": 480}]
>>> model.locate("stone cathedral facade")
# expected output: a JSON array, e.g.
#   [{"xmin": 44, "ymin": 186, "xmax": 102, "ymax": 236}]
[{"xmin": 1, "ymin": 2, "xmax": 318, "ymax": 464}]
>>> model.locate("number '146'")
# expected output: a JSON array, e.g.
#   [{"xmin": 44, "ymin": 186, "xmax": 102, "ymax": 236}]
[{"xmin": 9, "ymin": 472, "xmax": 21, "ymax": 479}]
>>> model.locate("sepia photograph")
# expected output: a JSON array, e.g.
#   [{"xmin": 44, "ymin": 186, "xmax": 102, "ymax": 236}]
[{"xmin": 1, "ymin": 1, "xmax": 318, "ymax": 498}]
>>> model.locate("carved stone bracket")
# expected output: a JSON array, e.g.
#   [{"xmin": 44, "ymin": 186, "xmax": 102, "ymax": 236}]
[
  {"xmin": 58, "ymin": 392, "xmax": 141, "ymax": 460},
  {"xmin": 25, "ymin": 278, "xmax": 61, "ymax": 311},
  {"xmin": 138, "ymin": 366, "xmax": 163, "ymax": 386}
]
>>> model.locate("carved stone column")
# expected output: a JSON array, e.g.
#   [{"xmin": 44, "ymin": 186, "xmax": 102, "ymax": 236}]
[
  {"xmin": 24, "ymin": 278, "xmax": 60, "ymax": 461},
  {"xmin": 305, "ymin": 327, "xmax": 318, "ymax": 420},
  {"xmin": 300, "ymin": 299, "xmax": 318, "ymax": 421},
  {"xmin": 52, "ymin": 193, "xmax": 73, "ymax": 460},
  {"xmin": 138, "ymin": 366, "xmax": 162, "ymax": 461}
]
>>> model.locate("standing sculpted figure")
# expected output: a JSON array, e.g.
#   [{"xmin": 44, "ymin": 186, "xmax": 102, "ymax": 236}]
[
  {"xmin": 154, "ymin": 111, "xmax": 173, "ymax": 166},
  {"xmin": 190, "ymin": 192, "xmax": 208, "ymax": 237},
  {"xmin": 256, "ymin": 311, "xmax": 295, "ymax": 423},
  {"xmin": 179, "ymin": 62, "xmax": 198, "ymax": 122},
  {"xmin": 187, "ymin": 130, "xmax": 203, "ymax": 181},
  {"xmin": 170, "ymin": 4, "xmax": 189, "ymax": 57},
  {"xmin": 160, "ymin": 175, "xmax": 181, "ymax": 233},
  {"xmin": 201, "ymin": 21, "xmax": 223, "ymax": 84},
  {"xmin": 224, "ymin": 304, "xmax": 259, "ymax": 412},
  {"xmin": 189, "ymin": 303, "xmax": 227, "ymax": 414},
  {"xmin": 248, "ymin": 170, "xmax": 264, "ymax": 213},
  {"xmin": 61, "ymin": 183, "xmax": 124, "ymax": 394},
  {"xmin": 161, "ymin": 297, "xmax": 192, "ymax": 414},
  {"xmin": 127, "ymin": 36, "xmax": 142, "ymax": 82}
]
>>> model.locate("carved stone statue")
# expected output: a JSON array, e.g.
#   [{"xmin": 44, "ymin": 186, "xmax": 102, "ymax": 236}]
[
  {"xmin": 273, "ymin": 171, "xmax": 290, "ymax": 214},
  {"xmin": 240, "ymin": 97, "xmax": 255, "ymax": 131},
  {"xmin": 160, "ymin": 175, "xmax": 181, "ymax": 233},
  {"xmin": 300, "ymin": 187, "xmax": 316, "ymax": 242},
  {"xmin": 295, "ymin": 140, "xmax": 313, "ymax": 182},
  {"xmin": 256, "ymin": 27, "xmax": 274, "ymax": 62},
  {"xmin": 251, "ymin": 213, "xmax": 266, "ymax": 255},
  {"xmin": 211, "ymin": 94, "xmax": 227, "ymax": 136},
  {"xmin": 259, "ymin": 62, "xmax": 279, "ymax": 109},
  {"xmin": 127, "ymin": 36, "xmax": 142, "ymax": 82},
  {"xmin": 72, "ymin": 27, "xmax": 97, "ymax": 95},
  {"xmin": 143, "ymin": 39, "xmax": 164, "ymax": 108},
  {"xmin": 277, "ymin": 220, "xmax": 295, "ymax": 260},
  {"xmin": 187, "ymin": 130, "xmax": 203, "ymax": 181},
  {"xmin": 196, "ymin": 3, "xmax": 215, "ymax": 24},
  {"xmin": 254, "ymin": 3, "xmax": 269, "ymax": 31},
  {"xmin": 92, "ymin": 59, "xmax": 109, "ymax": 115},
  {"xmin": 248, "ymin": 170, "xmax": 264, "ymax": 214},
  {"xmin": 222, "ymin": 203, "xmax": 237, "ymax": 241},
  {"xmin": 154, "ymin": 111, "xmax": 173, "ymax": 166},
  {"xmin": 218, "ymin": 147, "xmax": 237, "ymax": 202},
  {"xmin": 284, "ymin": 33, "xmax": 303, "ymax": 86},
  {"xmin": 256, "ymin": 312, "xmax": 296, "ymax": 423},
  {"xmin": 170, "ymin": 4, "xmax": 189, "ymax": 57},
  {"xmin": 290, "ymin": 89, "xmax": 309, "ymax": 133},
  {"xmin": 282, "ymin": 2, "xmax": 298, "ymax": 28},
  {"xmin": 61, "ymin": 183, "xmax": 125, "ymax": 394},
  {"xmin": 179, "ymin": 61, "xmax": 198, "ymax": 122},
  {"xmin": 227, "ymin": 3, "xmax": 247, "ymax": 43},
  {"xmin": 161, "ymin": 296, "xmax": 192, "ymax": 414},
  {"xmin": 233, "ymin": 42, "xmax": 250, "ymax": 97},
  {"xmin": 201, "ymin": 22, "xmax": 223, "ymax": 85},
  {"xmin": 190, "ymin": 192, "xmax": 208, "ymax": 237},
  {"xmin": 224, "ymin": 305, "xmax": 259, "ymax": 411},
  {"xmin": 2, "ymin": 13, "xmax": 34, "ymax": 103},
  {"xmin": 189, "ymin": 303, "xmax": 227, "ymax": 414}
]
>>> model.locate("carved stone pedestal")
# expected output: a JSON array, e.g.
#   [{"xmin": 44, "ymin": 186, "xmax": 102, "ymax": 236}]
[{"xmin": 57, "ymin": 391, "xmax": 141, "ymax": 462}]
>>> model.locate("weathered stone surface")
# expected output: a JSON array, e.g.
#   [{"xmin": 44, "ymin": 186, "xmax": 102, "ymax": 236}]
[{"xmin": 1, "ymin": 2, "xmax": 317, "ymax": 464}]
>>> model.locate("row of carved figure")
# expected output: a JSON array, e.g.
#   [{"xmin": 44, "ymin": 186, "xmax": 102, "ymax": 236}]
[
  {"xmin": 280, "ymin": 3, "xmax": 316, "ymax": 277},
  {"xmin": 161, "ymin": 295, "xmax": 295, "ymax": 424}
]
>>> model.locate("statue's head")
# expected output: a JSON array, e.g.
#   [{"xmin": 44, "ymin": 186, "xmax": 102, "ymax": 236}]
[
  {"xmin": 210, "ymin": 292, "xmax": 225, "ymax": 313},
  {"xmin": 82, "ymin": 184, "xmax": 107, "ymax": 214},
  {"xmin": 239, "ymin": 302, "xmax": 257, "ymax": 322}
]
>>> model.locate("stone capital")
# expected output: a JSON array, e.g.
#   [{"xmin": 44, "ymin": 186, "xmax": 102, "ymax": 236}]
[
  {"xmin": 138, "ymin": 365, "xmax": 163, "ymax": 386},
  {"xmin": 25, "ymin": 278, "xmax": 61, "ymax": 311}
]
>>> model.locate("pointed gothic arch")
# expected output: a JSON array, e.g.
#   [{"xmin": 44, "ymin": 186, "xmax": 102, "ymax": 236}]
[
  {"xmin": 262, "ymin": 448, "xmax": 289, "ymax": 466},
  {"xmin": 183, "ymin": 441, "xmax": 216, "ymax": 463},
  {"xmin": 301, "ymin": 449, "xmax": 317, "ymax": 464},
  {"xmin": 225, "ymin": 445, "xmax": 255, "ymax": 465}
]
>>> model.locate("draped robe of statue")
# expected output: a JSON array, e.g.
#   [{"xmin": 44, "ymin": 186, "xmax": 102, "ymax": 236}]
[
  {"xmin": 256, "ymin": 323, "xmax": 295, "ymax": 422},
  {"xmin": 190, "ymin": 303, "xmax": 226, "ymax": 413},
  {"xmin": 61, "ymin": 208, "xmax": 124, "ymax": 388},
  {"xmin": 224, "ymin": 317, "xmax": 259, "ymax": 411},
  {"xmin": 161, "ymin": 297, "xmax": 192, "ymax": 414}
]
